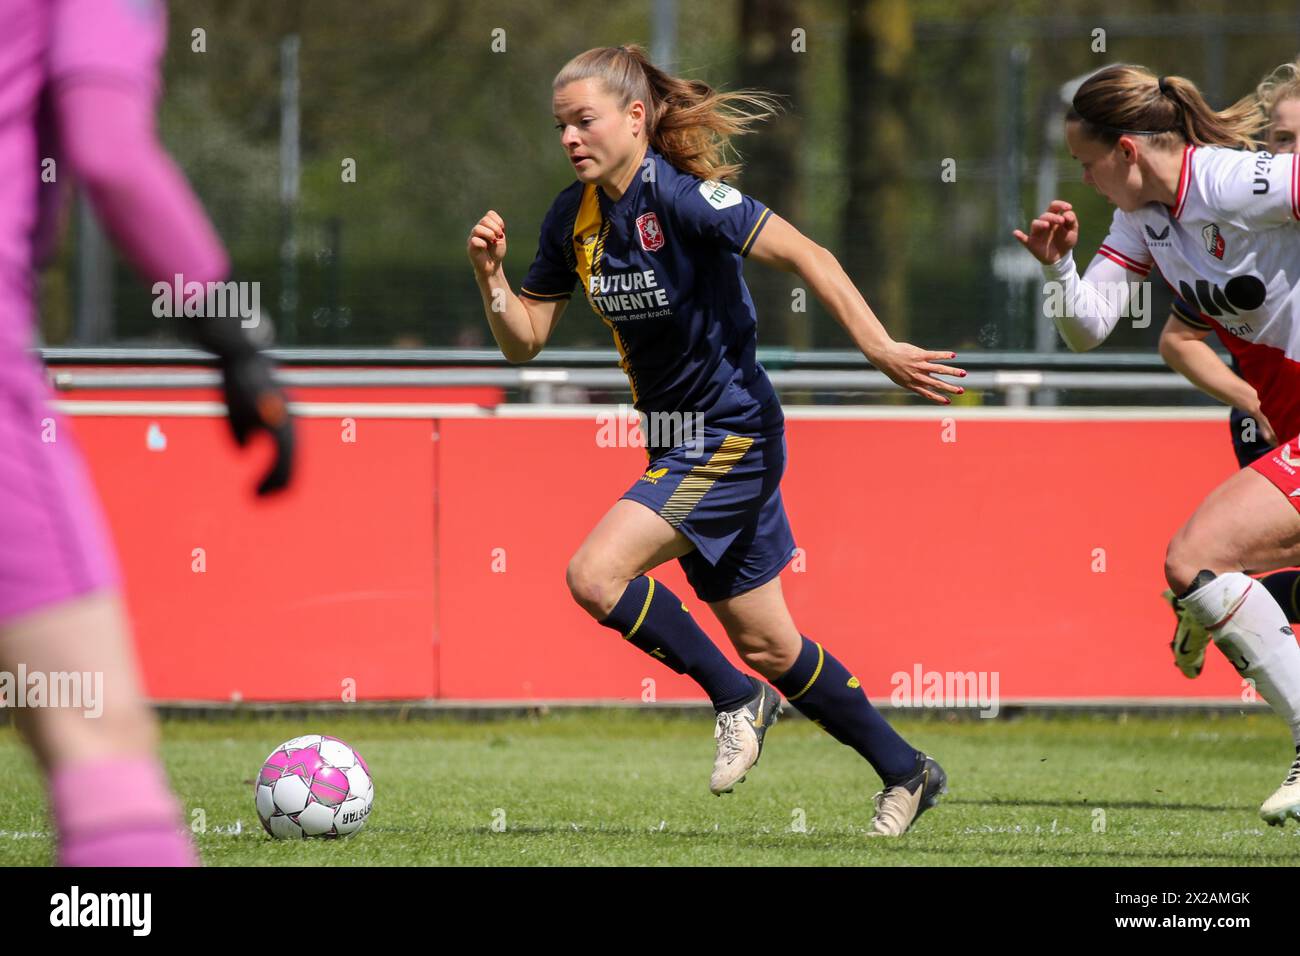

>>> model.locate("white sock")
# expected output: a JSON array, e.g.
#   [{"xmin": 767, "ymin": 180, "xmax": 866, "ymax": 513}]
[{"xmin": 1182, "ymin": 571, "xmax": 1300, "ymax": 746}]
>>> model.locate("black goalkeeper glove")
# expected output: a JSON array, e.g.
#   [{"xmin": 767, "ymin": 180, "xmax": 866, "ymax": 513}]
[{"xmin": 189, "ymin": 313, "xmax": 295, "ymax": 496}]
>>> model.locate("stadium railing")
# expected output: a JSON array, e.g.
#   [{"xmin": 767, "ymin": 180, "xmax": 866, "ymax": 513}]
[{"xmin": 41, "ymin": 348, "xmax": 1206, "ymax": 407}]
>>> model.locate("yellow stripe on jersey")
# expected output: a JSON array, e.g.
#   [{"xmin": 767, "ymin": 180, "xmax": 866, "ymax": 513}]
[
  {"xmin": 520, "ymin": 287, "xmax": 570, "ymax": 300},
  {"xmin": 739, "ymin": 208, "xmax": 772, "ymax": 256},
  {"xmin": 572, "ymin": 184, "xmax": 640, "ymax": 405},
  {"xmin": 657, "ymin": 434, "xmax": 755, "ymax": 527}
]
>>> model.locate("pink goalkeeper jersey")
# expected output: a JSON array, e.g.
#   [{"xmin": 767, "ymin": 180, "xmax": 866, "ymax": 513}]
[{"xmin": 0, "ymin": 0, "xmax": 165, "ymax": 374}]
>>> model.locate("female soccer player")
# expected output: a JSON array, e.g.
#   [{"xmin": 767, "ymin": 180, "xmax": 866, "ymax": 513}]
[
  {"xmin": 1257, "ymin": 58, "xmax": 1300, "ymax": 154},
  {"xmin": 1157, "ymin": 57, "xmax": 1300, "ymax": 676},
  {"xmin": 1159, "ymin": 58, "xmax": 1300, "ymax": 474},
  {"xmin": 1014, "ymin": 63, "xmax": 1300, "ymax": 824},
  {"xmin": 467, "ymin": 44, "xmax": 966, "ymax": 836},
  {"xmin": 1, "ymin": 0, "xmax": 292, "ymax": 865}
]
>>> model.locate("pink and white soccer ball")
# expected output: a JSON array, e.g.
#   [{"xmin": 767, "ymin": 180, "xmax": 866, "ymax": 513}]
[{"xmin": 255, "ymin": 734, "xmax": 374, "ymax": 839}]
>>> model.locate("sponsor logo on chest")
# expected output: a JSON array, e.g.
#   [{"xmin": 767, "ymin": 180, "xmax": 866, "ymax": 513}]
[{"xmin": 1176, "ymin": 273, "xmax": 1266, "ymax": 336}]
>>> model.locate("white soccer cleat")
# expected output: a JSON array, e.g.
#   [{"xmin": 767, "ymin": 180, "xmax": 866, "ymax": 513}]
[
  {"xmin": 1164, "ymin": 588, "xmax": 1211, "ymax": 679},
  {"xmin": 867, "ymin": 754, "xmax": 948, "ymax": 837},
  {"xmin": 1260, "ymin": 748, "xmax": 1300, "ymax": 826},
  {"xmin": 710, "ymin": 679, "xmax": 781, "ymax": 796}
]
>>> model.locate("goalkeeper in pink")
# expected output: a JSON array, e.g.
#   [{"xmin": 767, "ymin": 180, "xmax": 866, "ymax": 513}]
[{"xmin": 0, "ymin": 0, "xmax": 293, "ymax": 865}]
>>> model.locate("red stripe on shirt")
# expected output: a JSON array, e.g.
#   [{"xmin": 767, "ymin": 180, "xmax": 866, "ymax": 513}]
[
  {"xmin": 1097, "ymin": 245, "xmax": 1151, "ymax": 275},
  {"xmin": 1292, "ymin": 153, "xmax": 1299, "ymax": 221},
  {"xmin": 1172, "ymin": 145, "xmax": 1195, "ymax": 220}
]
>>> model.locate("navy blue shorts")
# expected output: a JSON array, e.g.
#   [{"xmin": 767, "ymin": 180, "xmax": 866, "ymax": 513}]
[{"xmin": 621, "ymin": 427, "xmax": 797, "ymax": 603}]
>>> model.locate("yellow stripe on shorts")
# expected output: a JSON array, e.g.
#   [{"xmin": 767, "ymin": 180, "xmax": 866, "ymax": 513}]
[{"xmin": 657, "ymin": 434, "xmax": 755, "ymax": 528}]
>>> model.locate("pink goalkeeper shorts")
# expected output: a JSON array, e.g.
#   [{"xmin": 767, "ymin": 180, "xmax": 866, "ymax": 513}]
[{"xmin": 0, "ymin": 362, "xmax": 119, "ymax": 625}]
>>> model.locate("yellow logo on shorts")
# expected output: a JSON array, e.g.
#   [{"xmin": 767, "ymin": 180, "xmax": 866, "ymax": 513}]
[
  {"xmin": 847, "ymin": 676, "xmax": 861, "ymax": 689},
  {"xmin": 641, "ymin": 466, "xmax": 670, "ymax": 484}
]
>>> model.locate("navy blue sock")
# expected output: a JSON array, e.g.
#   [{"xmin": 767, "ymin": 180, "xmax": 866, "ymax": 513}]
[
  {"xmin": 1260, "ymin": 570, "xmax": 1300, "ymax": 624},
  {"xmin": 600, "ymin": 575, "xmax": 754, "ymax": 712},
  {"xmin": 773, "ymin": 635, "xmax": 920, "ymax": 785}
]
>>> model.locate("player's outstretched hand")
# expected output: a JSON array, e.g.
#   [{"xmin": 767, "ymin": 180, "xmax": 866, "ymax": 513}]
[
  {"xmin": 219, "ymin": 351, "xmax": 295, "ymax": 496},
  {"xmin": 468, "ymin": 210, "xmax": 507, "ymax": 278},
  {"xmin": 1012, "ymin": 200, "xmax": 1078, "ymax": 265},
  {"xmin": 869, "ymin": 341, "xmax": 966, "ymax": 405}
]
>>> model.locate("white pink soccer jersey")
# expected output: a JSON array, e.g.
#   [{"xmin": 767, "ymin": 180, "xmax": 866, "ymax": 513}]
[{"xmin": 1045, "ymin": 145, "xmax": 1300, "ymax": 439}]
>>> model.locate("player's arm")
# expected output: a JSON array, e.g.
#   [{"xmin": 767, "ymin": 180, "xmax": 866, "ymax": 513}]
[
  {"xmin": 468, "ymin": 210, "xmax": 568, "ymax": 363},
  {"xmin": 1158, "ymin": 310, "xmax": 1276, "ymax": 443},
  {"xmin": 1013, "ymin": 200, "xmax": 1146, "ymax": 352},
  {"xmin": 56, "ymin": 84, "xmax": 230, "ymax": 289},
  {"xmin": 51, "ymin": 74, "xmax": 293, "ymax": 494},
  {"xmin": 513, "ymin": 296, "xmax": 567, "ymax": 363},
  {"xmin": 748, "ymin": 212, "xmax": 965, "ymax": 404}
]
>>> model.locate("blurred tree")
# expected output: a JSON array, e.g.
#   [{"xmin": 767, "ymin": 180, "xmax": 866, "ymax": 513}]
[
  {"xmin": 843, "ymin": 0, "xmax": 912, "ymax": 339},
  {"xmin": 44, "ymin": 0, "xmax": 1300, "ymax": 361},
  {"xmin": 738, "ymin": 0, "xmax": 809, "ymax": 348}
]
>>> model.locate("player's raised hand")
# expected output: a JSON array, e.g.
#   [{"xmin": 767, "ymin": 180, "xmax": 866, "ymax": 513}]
[
  {"xmin": 869, "ymin": 341, "xmax": 967, "ymax": 405},
  {"xmin": 467, "ymin": 210, "xmax": 507, "ymax": 278},
  {"xmin": 1012, "ymin": 200, "xmax": 1078, "ymax": 265}
]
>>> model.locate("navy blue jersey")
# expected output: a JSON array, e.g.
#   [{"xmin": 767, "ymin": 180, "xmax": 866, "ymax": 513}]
[{"xmin": 520, "ymin": 144, "xmax": 783, "ymax": 442}]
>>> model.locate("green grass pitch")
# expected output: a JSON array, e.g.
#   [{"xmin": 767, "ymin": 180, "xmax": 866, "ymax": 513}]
[{"xmin": 3, "ymin": 711, "xmax": 1300, "ymax": 866}]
